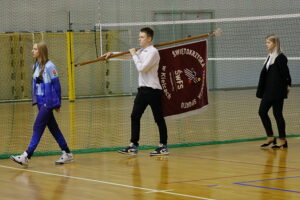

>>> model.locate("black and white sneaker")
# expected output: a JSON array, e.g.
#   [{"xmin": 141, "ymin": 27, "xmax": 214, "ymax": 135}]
[
  {"xmin": 118, "ymin": 143, "xmax": 138, "ymax": 155},
  {"xmin": 149, "ymin": 144, "xmax": 169, "ymax": 156}
]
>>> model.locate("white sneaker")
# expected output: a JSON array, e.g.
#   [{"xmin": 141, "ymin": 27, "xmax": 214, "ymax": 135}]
[
  {"xmin": 10, "ymin": 152, "xmax": 29, "ymax": 166},
  {"xmin": 55, "ymin": 151, "xmax": 74, "ymax": 165}
]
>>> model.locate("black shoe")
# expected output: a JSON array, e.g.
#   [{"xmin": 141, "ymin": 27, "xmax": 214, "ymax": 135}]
[
  {"xmin": 261, "ymin": 138, "xmax": 277, "ymax": 148},
  {"xmin": 149, "ymin": 144, "xmax": 169, "ymax": 156},
  {"xmin": 272, "ymin": 141, "xmax": 288, "ymax": 149},
  {"xmin": 118, "ymin": 143, "xmax": 138, "ymax": 155}
]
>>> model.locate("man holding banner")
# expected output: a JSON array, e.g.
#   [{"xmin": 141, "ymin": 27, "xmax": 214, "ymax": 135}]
[
  {"xmin": 105, "ymin": 27, "xmax": 209, "ymax": 156},
  {"xmin": 115, "ymin": 27, "xmax": 169, "ymax": 156}
]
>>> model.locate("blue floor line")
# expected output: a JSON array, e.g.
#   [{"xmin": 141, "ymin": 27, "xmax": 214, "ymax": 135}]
[{"xmin": 234, "ymin": 176, "xmax": 300, "ymax": 194}]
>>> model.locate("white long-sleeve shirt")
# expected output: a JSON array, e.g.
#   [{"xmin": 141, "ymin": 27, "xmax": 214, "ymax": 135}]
[
  {"xmin": 132, "ymin": 45, "xmax": 162, "ymax": 89},
  {"xmin": 266, "ymin": 51, "xmax": 279, "ymax": 70}
]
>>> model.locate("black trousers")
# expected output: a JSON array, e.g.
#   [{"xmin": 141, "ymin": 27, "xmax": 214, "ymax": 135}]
[
  {"xmin": 130, "ymin": 87, "xmax": 168, "ymax": 146},
  {"xmin": 258, "ymin": 98, "xmax": 286, "ymax": 138}
]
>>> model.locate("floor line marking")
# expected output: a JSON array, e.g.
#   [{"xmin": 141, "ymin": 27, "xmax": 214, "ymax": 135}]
[
  {"xmin": 145, "ymin": 189, "xmax": 174, "ymax": 194},
  {"xmin": 166, "ymin": 154, "xmax": 300, "ymax": 184},
  {"xmin": 0, "ymin": 164, "xmax": 215, "ymax": 200},
  {"xmin": 167, "ymin": 169, "xmax": 298, "ymax": 184},
  {"xmin": 176, "ymin": 155, "xmax": 300, "ymax": 170},
  {"xmin": 234, "ymin": 176, "xmax": 300, "ymax": 193}
]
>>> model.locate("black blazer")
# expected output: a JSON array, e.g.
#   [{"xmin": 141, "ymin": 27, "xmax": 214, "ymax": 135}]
[{"xmin": 256, "ymin": 53, "xmax": 291, "ymax": 101}]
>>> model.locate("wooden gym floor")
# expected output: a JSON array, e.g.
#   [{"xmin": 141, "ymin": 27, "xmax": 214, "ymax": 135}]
[
  {"xmin": 0, "ymin": 88, "xmax": 299, "ymax": 200},
  {"xmin": 1, "ymin": 139, "xmax": 300, "ymax": 200}
]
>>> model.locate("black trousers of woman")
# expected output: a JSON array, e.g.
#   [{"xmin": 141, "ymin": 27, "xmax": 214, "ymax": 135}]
[
  {"xmin": 258, "ymin": 98, "xmax": 286, "ymax": 138},
  {"xmin": 130, "ymin": 87, "xmax": 168, "ymax": 146}
]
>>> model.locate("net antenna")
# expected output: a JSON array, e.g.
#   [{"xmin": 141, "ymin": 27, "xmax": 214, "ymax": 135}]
[{"xmin": 75, "ymin": 28, "xmax": 222, "ymax": 67}]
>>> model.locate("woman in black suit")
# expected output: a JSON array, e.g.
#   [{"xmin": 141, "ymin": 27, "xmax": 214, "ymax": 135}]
[{"xmin": 257, "ymin": 34, "xmax": 291, "ymax": 148}]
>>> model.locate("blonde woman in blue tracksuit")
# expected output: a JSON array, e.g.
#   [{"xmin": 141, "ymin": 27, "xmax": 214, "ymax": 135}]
[{"xmin": 11, "ymin": 42, "xmax": 73, "ymax": 166}]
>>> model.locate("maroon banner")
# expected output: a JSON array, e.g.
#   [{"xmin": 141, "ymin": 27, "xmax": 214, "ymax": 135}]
[{"xmin": 158, "ymin": 40, "xmax": 208, "ymax": 117}]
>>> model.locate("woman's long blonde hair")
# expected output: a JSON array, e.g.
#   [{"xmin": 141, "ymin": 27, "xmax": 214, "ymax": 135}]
[
  {"xmin": 264, "ymin": 34, "xmax": 282, "ymax": 65},
  {"xmin": 266, "ymin": 34, "xmax": 282, "ymax": 54},
  {"xmin": 33, "ymin": 42, "xmax": 49, "ymax": 76}
]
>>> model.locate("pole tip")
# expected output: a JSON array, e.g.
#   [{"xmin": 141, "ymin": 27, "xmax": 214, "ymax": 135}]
[{"xmin": 213, "ymin": 28, "xmax": 223, "ymax": 37}]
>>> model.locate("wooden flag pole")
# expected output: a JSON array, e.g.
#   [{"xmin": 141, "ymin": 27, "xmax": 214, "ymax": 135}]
[{"xmin": 75, "ymin": 28, "xmax": 222, "ymax": 67}]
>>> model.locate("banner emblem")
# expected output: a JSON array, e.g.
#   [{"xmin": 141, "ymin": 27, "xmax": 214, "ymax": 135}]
[{"xmin": 158, "ymin": 40, "xmax": 208, "ymax": 117}]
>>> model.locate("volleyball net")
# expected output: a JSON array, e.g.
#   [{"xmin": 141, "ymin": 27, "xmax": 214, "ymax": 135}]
[{"xmin": 1, "ymin": 13, "xmax": 300, "ymax": 158}]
